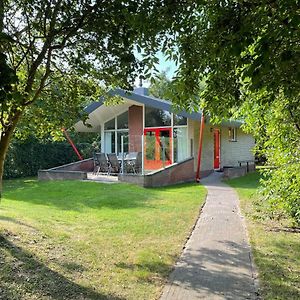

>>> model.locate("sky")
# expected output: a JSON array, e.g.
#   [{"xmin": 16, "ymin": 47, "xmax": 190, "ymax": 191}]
[{"xmin": 134, "ymin": 51, "xmax": 177, "ymax": 87}]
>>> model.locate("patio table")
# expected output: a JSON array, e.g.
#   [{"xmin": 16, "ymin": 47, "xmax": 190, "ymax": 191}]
[{"xmin": 118, "ymin": 156, "xmax": 137, "ymax": 174}]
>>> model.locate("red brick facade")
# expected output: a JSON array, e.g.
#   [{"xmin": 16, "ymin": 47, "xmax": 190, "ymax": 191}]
[{"xmin": 128, "ymin": 105, "xmax": 143, "ymax": 152}]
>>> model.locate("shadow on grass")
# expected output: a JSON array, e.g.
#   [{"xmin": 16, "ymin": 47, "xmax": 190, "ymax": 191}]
[
  {"xmin": 132, "ymin": 238, "xmax": 298, "ymax": 299},
  {"xmin": 225, "ymin": 171, "xmax": 262, "ymax": 190},
  {"xmin": 268, "ymin": 226, "xmax": 300, "ymax": 233},
  {"xmin": 0, "ymin": 216, "xmax": 36, "ymax": 229},
  {"xmin": 253, "ymin": 239, "xmax": 300, "ymax": 299},
  {"xmin": 0, "ymin": 234, "xmax": 124, "ymax": 300},
  {"xmin": 119, "ymin": 240, "xmax": 259, "ymax": 298},
  {"xmin": 60, "ymin": 261, "xmax": 87, "ymax": 273},
  {"xmin": 115, "ymin": 257, "xmax": 176, "ymax": 283}
]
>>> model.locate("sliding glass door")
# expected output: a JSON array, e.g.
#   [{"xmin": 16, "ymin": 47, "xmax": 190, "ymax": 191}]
[{"xmin": 144, "ymin": 128, "xmax": 172, "ymax": 170}]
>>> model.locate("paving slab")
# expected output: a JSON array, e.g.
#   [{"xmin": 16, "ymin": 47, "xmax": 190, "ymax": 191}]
[
  {"xmin": 86, "ymin": 173, "xmax": 119, "ymax": 183},
  {"xmin": 160, "ymin": 172, "xmax": 258, "ymax": 300}
]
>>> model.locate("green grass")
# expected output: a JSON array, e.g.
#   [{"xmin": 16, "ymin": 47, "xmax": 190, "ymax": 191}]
[
  {"xmin": 0, "ymin": 178, "xmax": 206, "ymax": 300},
  {"xmin": 227, "ymin": 172, "xmax": 300, "ymax": 300}
]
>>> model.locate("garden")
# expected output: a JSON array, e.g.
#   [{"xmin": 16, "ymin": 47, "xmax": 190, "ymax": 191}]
[
  {"xmin": 228, "ymin": 173, "xmax": 300, "ymax": 300},
  {"xmin": 0, "ymin": 179, "xmax": 206, "ymax": 299}
]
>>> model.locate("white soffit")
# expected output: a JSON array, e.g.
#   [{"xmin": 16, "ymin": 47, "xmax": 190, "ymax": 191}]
[{"xmin": 74, "ymin": 98, "xmax": 140, "ymax": 132}]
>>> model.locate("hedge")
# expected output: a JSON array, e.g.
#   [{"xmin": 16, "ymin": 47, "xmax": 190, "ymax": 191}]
[{"xmin": 4, "ymin": 138, "xmax": 95, "ymax": 179}]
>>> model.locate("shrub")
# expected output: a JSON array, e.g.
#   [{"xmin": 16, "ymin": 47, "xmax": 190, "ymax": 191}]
[{"xmin": 4, "ymin": 137, "xmax": 96, "ymax": 179}]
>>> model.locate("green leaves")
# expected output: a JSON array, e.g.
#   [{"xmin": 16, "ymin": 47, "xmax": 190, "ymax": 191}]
[
  {"xmin": 144, "ymin": 0, "xmax": 300, "ymax": 224},
  {"xmin": 240, "ymin": 93, "xmax": 300, "ymax": 224}
]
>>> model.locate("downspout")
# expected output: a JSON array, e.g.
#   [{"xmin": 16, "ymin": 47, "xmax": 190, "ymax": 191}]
[
  {"xmin": 196, "ymin": 112, "xmax": 205, "ymax": 182},
  {"xmin": 62, "ymin": 128, "xmax": 83, "ymax": 161}
]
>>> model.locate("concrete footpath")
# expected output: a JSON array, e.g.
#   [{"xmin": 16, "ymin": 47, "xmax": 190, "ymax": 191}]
[{"xmin": 160, "ymin": 172, "xmax": 258, "ymax": 300}]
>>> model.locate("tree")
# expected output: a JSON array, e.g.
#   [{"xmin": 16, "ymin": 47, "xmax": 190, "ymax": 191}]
[
  {"xmin": 167, "ymin": 1, "xmax": 299, "ymax": 112},
  {"xmin": 241, "ymin": 93, "xmax": 300, "ymax": 223},
  {"xmin": 148, "ymin": 70, "xmax": 173, "ymax": 99},
  {"xmin": 0, "ymin": 0, "xmax": 194, "ymax": 197},
  {"xmin": 164, "ymin": 1, "xmax": 300, "ymax": 223}
]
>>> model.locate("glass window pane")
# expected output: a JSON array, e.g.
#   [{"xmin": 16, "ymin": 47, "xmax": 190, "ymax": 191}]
[
  {"xmin": 145, "ymin": 131, "xmax": 156, "ymax": 160},
  {"xmin": 104, "ymin": 131, "xmax": 115, "ymax": 153},
  {"xmin": 117, "ymin": 111, "xmax": 128, "ymax": 129},
  {"xmin": 104, "ymin": 118, "xmax": 115, "ymax": 130},
  {"xmin": 173, "ymin": 127, "xmax": 188, "ymax": 162},
  {"xmin": 228, "ymin": 127, "xmax": 237, "ymax": 141},
  {"xmin": 173, "ymin": 114, "xmax": 187, "ymax": 126},
  {"xmin": 117, "ymin": 131, "xmax": 129, "ymax": 154},
  {"xmin": 145, "ymin": 107, "xmax": 171, "ymax": 127},
  {"xmin": 159, "ymin": 130, "xmax": 171, "ymax": 162}
]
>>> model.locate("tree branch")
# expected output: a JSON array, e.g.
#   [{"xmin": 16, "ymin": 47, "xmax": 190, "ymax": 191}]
[
  {"xmin": 14, "ymin": 38, "xmax": 36, "ymax": 71},
  {"xmin": 24, "ymin": 48, "xmax": 52, "ymax": 106},
  {"xmin": 23, "ymin": 0, "xmax": 63, "ymax": 97},
  {"xmin": 289, "ymin": 108, "xmax": 300, "ymax": 132}
]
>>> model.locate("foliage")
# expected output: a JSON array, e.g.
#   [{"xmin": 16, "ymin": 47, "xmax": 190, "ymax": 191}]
[
  {"xmin": 3, "ymin": 136, "xmax": 98, "ymax": 179},
  {"xmin": 0, "ymin": 0, "xmax": 195, "ymax": 194},
  {"xmin": 0, "ymin": 179, "xmax": 206, "ymax": 299},
  {"xmin": 149, "ymin": 70, "xmax": 173, "ymax": 99},
  {"xmin": 16, "ymin": 74, "xmax": 103, "ymax": 140},
  {"xmin": 161, "ymin": 1, "xmax": 300, "ymax": 223},
  {"xmin": 241, "ymin": 94, "xmax": 300, "ymax": 224},
  {"xmin": 166, "ymin": 1, "xmax": 299, "ymax": 113},
  {"xmin": 228, "ymin": 172, "xmax": 300, "ymax": 299}
]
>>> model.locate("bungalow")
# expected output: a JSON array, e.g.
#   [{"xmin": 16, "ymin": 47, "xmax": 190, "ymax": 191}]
[{"xmin": 73, "ymin": 87, "xmax": 255, "ymax": 185}]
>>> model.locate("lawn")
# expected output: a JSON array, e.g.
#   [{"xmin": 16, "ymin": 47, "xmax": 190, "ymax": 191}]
[
  {"xmin": 227, "ymin": 172, "xmax": 300, "ymax": 300},
  {"xmin": 0, "ymin": 179, "xmax": 206, "ymax": 300}
]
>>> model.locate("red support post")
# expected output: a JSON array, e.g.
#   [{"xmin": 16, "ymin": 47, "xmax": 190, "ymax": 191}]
[
  {"xmin": 196, "ymin": 113, "xmax": 205, "ymax": 182},
  {"xmin": 62, "ymin": 128, "xmax": 83, "ymax": 161}
]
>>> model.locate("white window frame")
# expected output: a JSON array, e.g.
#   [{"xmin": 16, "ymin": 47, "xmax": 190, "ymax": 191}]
[
  {"xmin": 103, "ymin": 110, "xmax": 129, "ymax": 153},
  {"xmin": 143, "ymin": 107, "xmax": 189, "ymax": 163},
  {"xmin": 228, "ymin": 127, "xmax": 237, "ymax": 142}
]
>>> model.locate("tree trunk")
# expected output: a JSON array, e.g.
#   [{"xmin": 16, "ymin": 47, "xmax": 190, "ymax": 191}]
[
  {"xmin": 0, "ymin": 135, "xmax": 9, "ymax": 200},
  {"xmin": 0, "ymin": 111, "xmax": 22, "ymax": 199},
  {"xmin": 0, "ymin": 0, "xmax": 3, "ymax": 32}
]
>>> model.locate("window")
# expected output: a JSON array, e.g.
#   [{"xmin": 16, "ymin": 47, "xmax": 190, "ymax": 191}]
[
  {"xmin": 173, "ymin": 114, "xmax": 187, "ymax": 126},
  {"xmin": 117, "ymin": 131, "xmax": 129, "ymax": 153},
  {"xmin": 104, "ymin": 131, "xmax": 115, "ymax": 153},
  {"xmin": 228, "ymin": 127, "xmax": 237, "ymax": 142},
  {"xmin": 104, "ymin": 112, "xmax": 129, "ymax": 153},
  {"xmin": 104, "ymin": 118, "xmax": 115, "ymax": 130},
  {"xmin": 173, "ymin": 127, "xmax": 188, "ymax": 162},
  {"xmin": 117, "ymin": 111, "xmax": 128, "ymax": 129},
  {"xmin": 145, "ymin": 107, "xmax": 171, "ymax": 127}
]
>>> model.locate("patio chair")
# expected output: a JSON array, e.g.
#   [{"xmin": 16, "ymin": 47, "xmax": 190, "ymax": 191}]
[
  {"xmin": 93, "ymin": 152, "xmax": 100, "ymax": 174},
  {"xmin": 125, "ymin": 152, "xmax": 142, "ymax": 174},
  {"xmin": 123, "ymin": 152, "xmax": 138, "ymax": 173},
  {"xmin": 106, "ymin": 153, "xmax": 120, "ymax": 174},
  {"xmin": 133, "ymin": 152, "xmax": 142, "ymax": 174},
  {"xmin": 94, "ymin": 153, "xmax": 109, "ymax": 175},
  {"xmin": 126, "ymin": 152, "xmax": 138, "ymax": 160}
]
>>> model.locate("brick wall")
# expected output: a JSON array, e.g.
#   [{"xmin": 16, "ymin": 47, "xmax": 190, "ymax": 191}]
[
  {"xmin": 119, "ymin": 157, "xmax": 205, "ymax": 187},
  {"xmin": 128, "ymin": 105, "xmax": 143, "ymax": 152},
  {"xmin": 38, "ymin": 158, "xmax": 93, "ymax": 181},
  {"xmin": 220, "ymin": 128, "xmax": 255, "ymax": 167},
  {"xmin": 192, "ymin": 121, "xmax": 255, "ymax": 171},
  {"xmin": 48, "ymin": 158, "xmax": 94, "ymax": 172}
]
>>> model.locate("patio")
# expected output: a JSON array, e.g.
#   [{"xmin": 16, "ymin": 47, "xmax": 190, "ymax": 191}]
[
  {"xmin": 92, "ymin": 151, "xmax": 142, "ymax": 176},
  {"xmin": 86, "ymin": 173, "xmax": 119, "ymax": 183},
  {"xmin": 38, "ymin": 156, "xmax": 198, "ymax": 187}
]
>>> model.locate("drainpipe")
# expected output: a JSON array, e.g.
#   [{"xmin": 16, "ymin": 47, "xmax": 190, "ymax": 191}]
[
  {"xmin": 62, "ymin": 128, "xmax": 83, "ymax": 160},
  {"xmin": 196, "ymin": 112, "xmax": 205, "ymax": 182}
]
